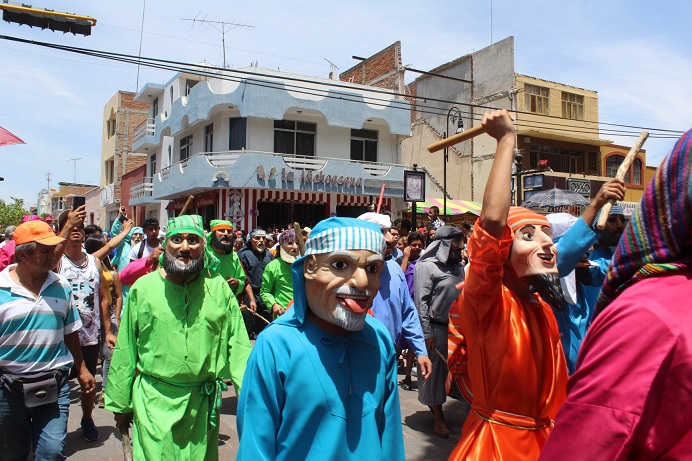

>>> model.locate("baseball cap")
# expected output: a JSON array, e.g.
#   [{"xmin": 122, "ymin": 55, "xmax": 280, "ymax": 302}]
[{"xmin": 14, "ymin": 221, "xmax": 65, "ymax": 246}]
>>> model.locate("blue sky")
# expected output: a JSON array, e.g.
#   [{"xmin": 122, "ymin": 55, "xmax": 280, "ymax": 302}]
[{"xmin": 1, "ymin": 0, "xmax": 691, "ymax": 206}]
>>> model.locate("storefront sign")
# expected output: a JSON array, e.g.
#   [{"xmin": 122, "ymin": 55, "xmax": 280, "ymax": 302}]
[
  {"xmin": 567, "ymin": 178, "xmax": 591, "ymax": 198},
  {"xmin": 195, "ymin": 192, "xmax": 217, "ymax": 209},
  {"xmin": 275, "ymin": 168, "xmax": 363, "ymax": 187}
]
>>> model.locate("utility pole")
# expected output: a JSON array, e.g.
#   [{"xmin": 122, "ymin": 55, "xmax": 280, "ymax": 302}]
[
  {"xmin": 46, "ymin": 172, "xmax": 52, "ymax": 215},
  {"xmin": 182, "ymin": 17, "xmax": 254, "ymax": 68},
  {"xmin": 66, "ymin": 158, "xmax": 82, "ymax": 183}
]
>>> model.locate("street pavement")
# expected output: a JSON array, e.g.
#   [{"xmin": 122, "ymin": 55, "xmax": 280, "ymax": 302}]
[{"xmin": 64, "ymin": 364, "xmax": 470, "ymax": 460}]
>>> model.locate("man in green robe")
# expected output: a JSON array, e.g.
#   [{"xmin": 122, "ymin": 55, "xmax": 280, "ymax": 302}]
[
  {"xmin": 105, "ymin": 215, "xmax": 252, "ymax": 460},
  {"xmin": 260, "ymin": 229, "xmax": 298, "ymax": 318},
  {"xmin": 207, "ymin": 219, "xmax": 246, "ymax": 299}
]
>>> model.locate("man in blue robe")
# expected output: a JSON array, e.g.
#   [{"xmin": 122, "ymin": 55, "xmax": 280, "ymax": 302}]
[
  {"xmin": 549, "ymin": 179, "xmax": 626, "ymax": 373},
  {"xmin": 237, "ymin": 217, "xmax": 404, "ymax": 460}
]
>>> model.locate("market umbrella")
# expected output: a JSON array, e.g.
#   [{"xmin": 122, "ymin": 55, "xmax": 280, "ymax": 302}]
[
  {"xmin": 412, "ymin": 198, "xmax": 482, "ymax": 216},
  {"xmin": 522, "ymin": 186, "xmax": 590, "ymax": 209}
]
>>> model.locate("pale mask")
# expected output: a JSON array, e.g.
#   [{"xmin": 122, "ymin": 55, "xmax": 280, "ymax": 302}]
[{"xmin": 304, "ymin": 250, "xmax": 383, "ymax": 332}]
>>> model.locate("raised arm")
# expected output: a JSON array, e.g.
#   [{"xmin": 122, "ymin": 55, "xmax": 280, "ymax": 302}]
[
  {"xmin": 478, "ymin": 110, "xmax": 516, "ymax": 238},
  {"xmin": 93, "ymin": 219, "xmax": 134, "ymax": 261}
]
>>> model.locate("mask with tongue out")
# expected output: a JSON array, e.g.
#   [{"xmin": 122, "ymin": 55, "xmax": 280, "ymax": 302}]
[{"xmin": 297, "ymin": 217, "xmax": 386, "ymax": 333}]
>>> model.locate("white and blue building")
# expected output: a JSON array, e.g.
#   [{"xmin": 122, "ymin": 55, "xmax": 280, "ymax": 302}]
[{"xmin": 129, "ymin": 65, "xmax": 410, "ymax": 230}]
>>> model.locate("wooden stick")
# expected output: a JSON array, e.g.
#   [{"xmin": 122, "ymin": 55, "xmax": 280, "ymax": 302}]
[
  {"xmin": 178, "ymin": 195, "xmax": 195, "ymax": 216},
  {"xmin": 596, "ymin": 131, "xmax": 649, "ymax": 230},
  {"xmin": 427, "ymin": 112, "xmax": 515, "ymax": 153},
  {"xmin": 241, "ymin": 305, "xmax": 271, "ymax": 325},
  {"xmin": 293, "ymin": 221, "xmax": 306, "ymax": 256},
  {"xmin": 120, "ymin": 414, "xmax": 134, "ymax": 461},
  {"xmin": 376, "ymin": 184, "xmax": 386, "ymax": 213}
]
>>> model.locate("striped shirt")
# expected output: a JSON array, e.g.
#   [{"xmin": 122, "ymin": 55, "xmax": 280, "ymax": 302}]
[{"xmin": 0, "ymin": 265, "xmax": 82, "ymax": 374}]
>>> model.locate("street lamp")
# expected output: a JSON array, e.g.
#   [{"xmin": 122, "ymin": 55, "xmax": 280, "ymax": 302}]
[
  {"xmin": 445, "ymin": 107, "xmax": 463, "ymax": 219},
  {"xmin": 514, "ymin": 150, "xmax": 524, "ymax": 206}
]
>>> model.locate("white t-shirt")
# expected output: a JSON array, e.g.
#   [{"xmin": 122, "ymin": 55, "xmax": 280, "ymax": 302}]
[{"xmin": 128, "ymin": 240, "xmax": 160, "ymax": 261}]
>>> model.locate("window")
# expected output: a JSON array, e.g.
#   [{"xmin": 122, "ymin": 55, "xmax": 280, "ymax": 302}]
[
  {"xmin": 185, "ymin": 79, "xmax": 199, "ymax": 96},
  {"xmin": 152, "ymin": 97, "xmax": 159, "ymax": 119},
  {"xmin": 105, "ymin": 158, "xmax": 115, "ymax": 184},
  {"xmin": 529, "ymin": 145, "xmax": 584, "ymax": 173},
  {"xmin": 588, "ymin": 151, "xmax": 599, "ymax": 173},
  {"xmin": 274, "ymin": 120, "xmax": 316, "ymax": 156},
  {"xmin": 149, "ymin": 154, "xmax": 157, "ymax": 175},
  {"xmin": 562, "ymin": 92, "xmax": 584, "ymax": 120},
  {"xmin": 169, "ymin": 86, "xmax": 174, "ymax": 105},
  {"xmin": 350, "ymin": 129, "xmax": 378, "ymax": 162},
  {"xmin": 229, "ymin": 118, "xmax": 247, "ymax": 150},
  {"xmin": 167, "ymin": 146, "xmax": 172, "ymax": 166},
  {"xmin": 606, "ymin": 155, "xmax": 631, "ymax": 183},
  {"xmin": 106, "ymin": 116, "xmax": 116, "ymax": 138},
  {"xmin": 525, "ymin": 84, "xmax": 549, "ymax": 115},
  {"xmin": 633, "ymin": 158, "xmax": 642, "ymax": 185},
  {"xmin": 204, "ymin": 124, "xmax": 214, "ymax": 152},
  {"xmin": 180, "ymin": 135, "xmax": 193, "ymax": 162}
]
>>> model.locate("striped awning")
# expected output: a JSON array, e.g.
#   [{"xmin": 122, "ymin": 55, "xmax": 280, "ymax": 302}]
[{"xmin": 410, "ymin": 198, "xmax": 482, "ymax": 216}]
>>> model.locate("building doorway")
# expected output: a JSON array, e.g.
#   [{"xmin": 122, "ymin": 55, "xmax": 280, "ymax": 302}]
[{"xmin": 257, "ymin": 201, "xmax": 326, "ymax": 230}]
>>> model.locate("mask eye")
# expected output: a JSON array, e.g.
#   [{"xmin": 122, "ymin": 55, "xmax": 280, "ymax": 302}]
[
  {"xmin": 330, "ymin": 260, "xmax": 348, "ymax": 271},
  {"xmin": 522, "ymin": 231, "xmax": 534, "ymax": 241},
  {"xmin": 366, "ymin": 264, "xmax": 380, "ymax": 275},
  {"xmin": 170, "ymin": 235, "xmax": 183, "ymax": 244}
]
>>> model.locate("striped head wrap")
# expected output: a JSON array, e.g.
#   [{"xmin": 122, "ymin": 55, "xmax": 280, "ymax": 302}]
[
  {"xmin": 592, "ymin": 204, "xmax": 625, "ymax": 230},
  {"xmin": 506, "ymin": 206, "xmax": 551, "ymax": 233},
  {"xmin": 596, "ymin": 128, "xmax": 692, "ymax": 313},
  {"xmin": 304, "ymin": 217, "xmax": 385, "ymax": 256}
]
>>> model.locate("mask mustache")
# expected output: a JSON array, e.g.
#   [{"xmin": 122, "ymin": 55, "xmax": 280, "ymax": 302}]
[{"xmin": 333, "ymin": 286, "xmax": 371, "ymax": 297}]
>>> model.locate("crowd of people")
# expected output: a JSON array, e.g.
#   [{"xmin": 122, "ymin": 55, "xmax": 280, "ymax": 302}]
[{"xmin": 0, "ymin": 109, "xmax": 690, "ymax": 460}]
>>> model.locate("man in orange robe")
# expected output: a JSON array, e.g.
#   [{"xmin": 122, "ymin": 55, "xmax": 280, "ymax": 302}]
[{"xmin": 448, "ymin": 110, "xmax": 568, "ymax": 460}]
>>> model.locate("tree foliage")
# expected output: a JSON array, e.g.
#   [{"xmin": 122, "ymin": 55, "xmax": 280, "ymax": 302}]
[{"xmin": 0, "ymin": 197, "xmax": 29, "ymax": 230}]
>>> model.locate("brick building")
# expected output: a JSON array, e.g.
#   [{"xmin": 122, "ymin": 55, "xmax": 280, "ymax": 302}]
[
  {"xmin": 100, "ymin": 91, "xmax": 149, "ymax": 228},
  {"xmin": 340, "ymin": 41, "xmax": 406, "ymax": 94}
]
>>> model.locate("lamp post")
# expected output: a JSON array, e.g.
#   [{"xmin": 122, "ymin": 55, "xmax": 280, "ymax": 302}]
[
  {"xmin": 444, "ymin": 107, "xmax": 464, "ymax": 219},
  {"xmin": 514, "ymin": 150, "xmax": 524, "ymax": 206}
]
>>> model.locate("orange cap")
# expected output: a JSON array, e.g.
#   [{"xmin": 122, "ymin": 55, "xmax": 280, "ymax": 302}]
[{"xmin": 13, "ymin": 221, "xmax": 65, "ymax": 246}]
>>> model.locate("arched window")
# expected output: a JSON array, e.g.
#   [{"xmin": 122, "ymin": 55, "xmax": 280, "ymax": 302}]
[
  {"xmin": 633, "ymin": 158, "xmax": 643, "ymax": 185},
  {"xmin": 605, "ymin": 154, "xmax": 631, "ymax": 183}
]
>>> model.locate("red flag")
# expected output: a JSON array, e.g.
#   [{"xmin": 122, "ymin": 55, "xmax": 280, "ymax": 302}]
[{"xmin": 0, "ymin": 126, "xmax": 25, "ymax": 147}]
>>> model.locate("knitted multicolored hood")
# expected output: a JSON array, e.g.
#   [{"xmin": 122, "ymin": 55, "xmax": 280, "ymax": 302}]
[{"xmin": 596, "ymin": 128, "xmax": 692, "ymax": 313}]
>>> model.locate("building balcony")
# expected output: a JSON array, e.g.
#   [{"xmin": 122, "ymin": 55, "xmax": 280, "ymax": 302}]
[
  {"xmin": 151, "ymin": 150, "xmax": 406, "ymax": 201},
  {"xmin": 129, "ymin": 177, "xmax": 156, "ymax": 205},
  {"xmin": 132, "ymin": 118, "xmax": 156, "ymax": 151}
]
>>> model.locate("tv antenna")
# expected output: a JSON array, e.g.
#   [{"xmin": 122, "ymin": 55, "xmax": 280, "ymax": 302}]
[
  {"xmin": 182, "ymin": 15, "xmax": 255, "ymax": 68},
  {"xmin": 324, "ymin": 58, "xmax": 340, "ymax": 79},
  {"xmin": 66, "ymin": 158, "xmax": 82, "ymax": 183}
]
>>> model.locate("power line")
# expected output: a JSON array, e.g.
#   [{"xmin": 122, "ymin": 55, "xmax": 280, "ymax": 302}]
[{"xmin": 0, "ymin": 34, "xmax": 683, "ymax": 140}]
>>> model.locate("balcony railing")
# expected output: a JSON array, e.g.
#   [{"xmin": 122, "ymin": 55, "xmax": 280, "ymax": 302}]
[
  {"xmin": 130, "ymin": 177, "xmax": 153, "ymax": 200},
  {"xmin": 133, "ymin": 118, "xmax": 155, "ymax": 143}
]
